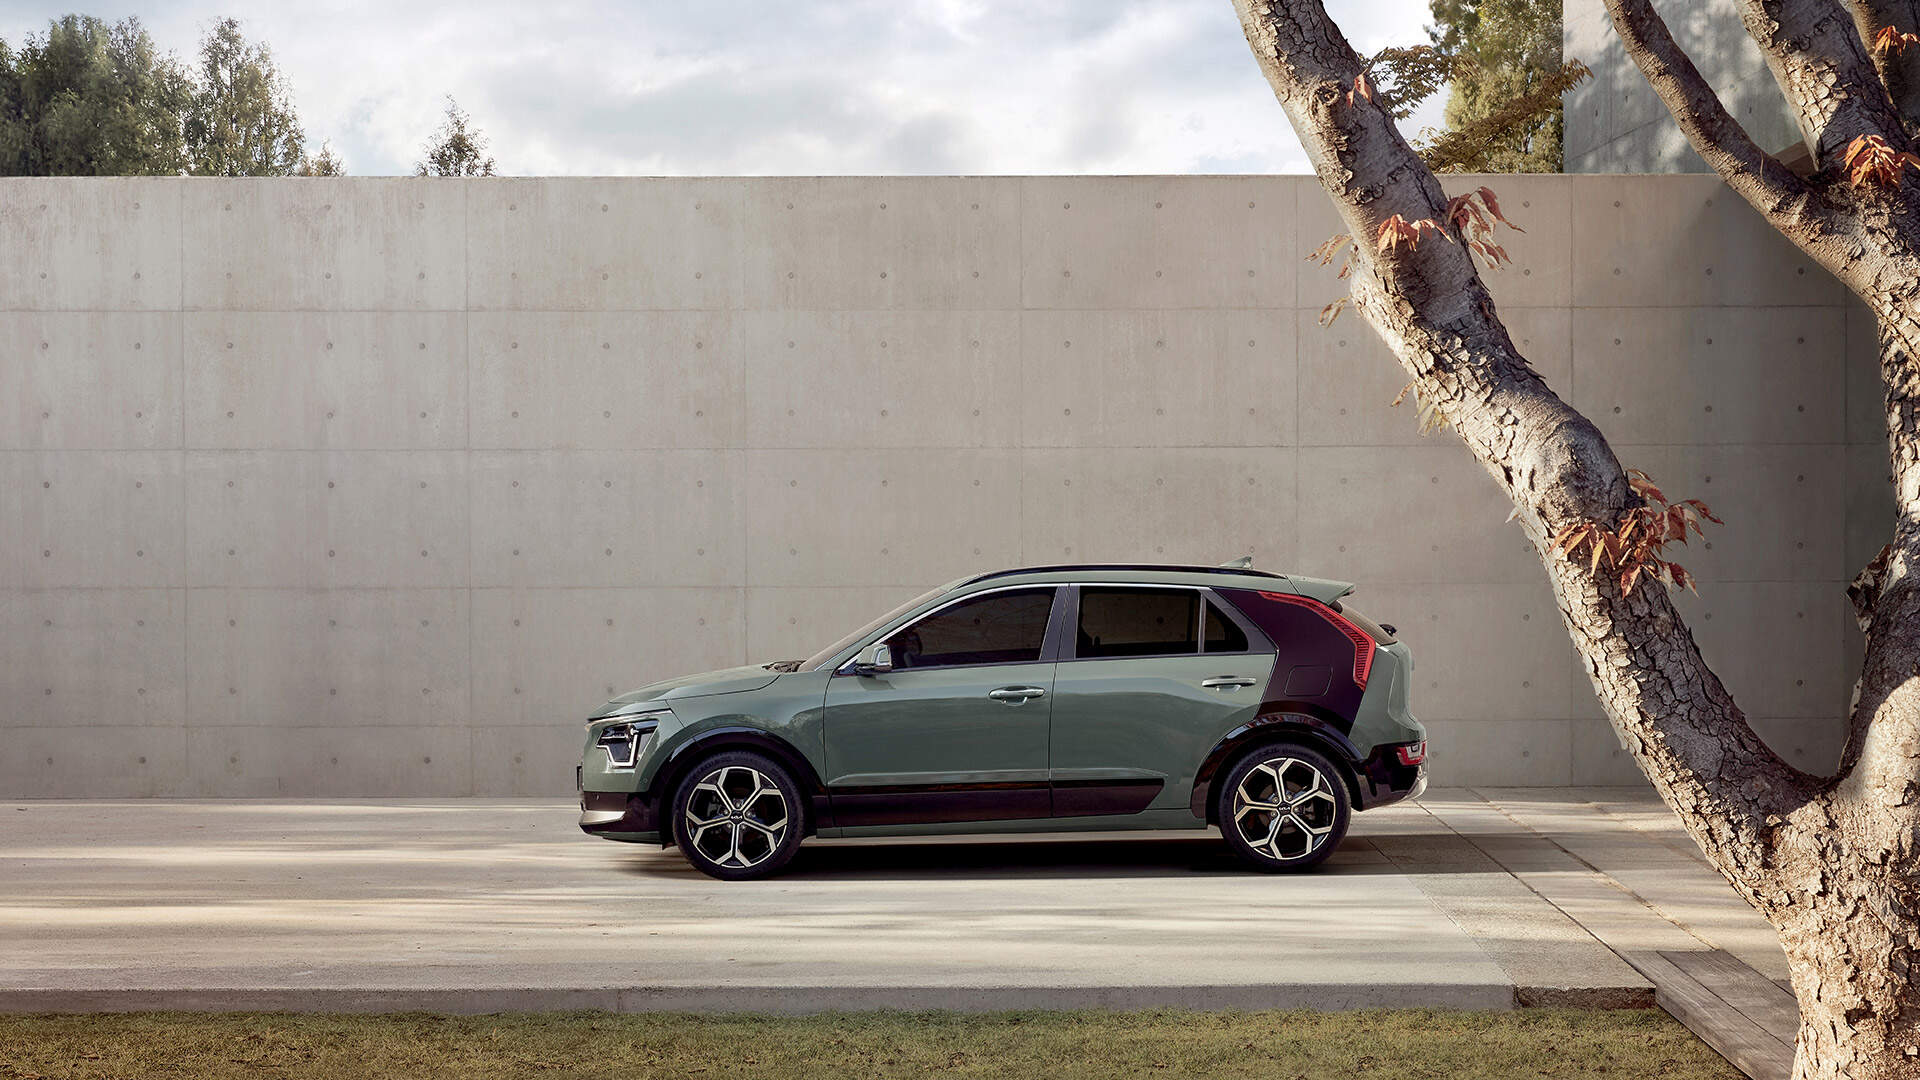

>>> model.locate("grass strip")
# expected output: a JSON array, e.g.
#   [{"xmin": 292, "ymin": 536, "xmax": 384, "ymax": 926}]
[{"xmin": 0, "ymin": 1007, "xmax": 1738, "ymax": 1079}]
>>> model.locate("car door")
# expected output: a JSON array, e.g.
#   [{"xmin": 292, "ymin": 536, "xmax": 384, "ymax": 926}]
[
  {"xmin": 1047, "ymin": 584, "xmax": 1275, "ymax": 816},
  {"xmin": 823, "ymin": 585, "xmax": 1063, "ymax": 827}
]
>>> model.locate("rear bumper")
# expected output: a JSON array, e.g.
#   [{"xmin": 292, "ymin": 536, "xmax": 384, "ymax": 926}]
[
  {"xmin": 1355, "ymin": 742, "xmax": 1426, "ymax": 810},
  {"xmin": 578, "ymin": 789, "xmax": 657, "ymax": 837}
]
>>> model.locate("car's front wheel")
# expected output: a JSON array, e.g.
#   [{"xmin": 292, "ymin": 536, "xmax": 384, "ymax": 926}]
[
  {"xmin": 670, "ymin": 751, "xmax": 804, "ymax": 880},
  {"xmin": 1216, "ymin": 743, "xmax": 1350, "ymax": 872}
]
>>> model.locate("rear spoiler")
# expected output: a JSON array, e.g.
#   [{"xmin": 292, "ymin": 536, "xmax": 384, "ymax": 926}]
[{"xmin": 1276, "ymin": 574, "xmax": 1356, "ymax": 606}]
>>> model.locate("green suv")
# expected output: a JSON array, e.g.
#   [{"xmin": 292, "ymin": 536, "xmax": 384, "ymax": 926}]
[{"xmin": 578, "ymin": 563, "xmax": 1426, "ymax": 880}]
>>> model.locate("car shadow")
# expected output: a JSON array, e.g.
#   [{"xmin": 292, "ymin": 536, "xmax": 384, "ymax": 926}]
[{"xmin": 621, "ymin": 834, "xmax": 1423, "ymax": 881}]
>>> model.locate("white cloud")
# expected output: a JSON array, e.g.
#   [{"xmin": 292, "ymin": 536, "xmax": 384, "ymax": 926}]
[{"xmin": 0, "ymin": 0, "xmax": 1449, "ymax": 176}]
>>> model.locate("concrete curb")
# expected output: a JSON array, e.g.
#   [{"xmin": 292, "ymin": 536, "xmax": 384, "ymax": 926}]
[{"xmin": 0, "ymin": 983, "xmax": 1585, "ymax": 1015}]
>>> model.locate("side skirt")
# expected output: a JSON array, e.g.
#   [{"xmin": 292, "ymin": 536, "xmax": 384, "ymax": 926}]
[
  {"xmin": 1051, "ymin": 777, "xmax": 1164, "ymax": 817},
  {"xmin": 827, "ymin": 781, "xmax": 1050, "ymax": 828},
  {"xmin": 820, "ymin": 808, "xmax": 1207, "ymax": 839}
]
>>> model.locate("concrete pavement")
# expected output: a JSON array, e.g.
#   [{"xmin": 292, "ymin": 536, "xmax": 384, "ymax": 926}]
[{"xmin": 0, "ymin": 787, "xmax": 1784, "ymax": 1014}]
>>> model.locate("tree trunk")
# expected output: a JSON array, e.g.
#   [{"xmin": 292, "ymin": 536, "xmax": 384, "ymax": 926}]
[{"xmin": 1226, "ymin": 1, "xmax": 1920, "ymax": 1075}]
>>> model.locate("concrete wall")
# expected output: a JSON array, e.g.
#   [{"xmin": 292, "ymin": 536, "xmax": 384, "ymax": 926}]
[
  {"xmin": 1565, "ymin": 0, "xmax": 1804, "ymax": 173},
  {"xmin": 0, "ymin": 174, "xmax": 1887, "ymax": 797}
]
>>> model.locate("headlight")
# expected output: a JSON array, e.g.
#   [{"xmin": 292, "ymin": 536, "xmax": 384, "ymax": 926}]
[{"xmin": 594, "ymin": 722, "xmax": 657, "ymax": 769}]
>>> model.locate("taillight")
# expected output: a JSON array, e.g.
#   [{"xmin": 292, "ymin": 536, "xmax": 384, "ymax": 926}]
[
  {"xmin": 1256, "ymin": 590, "xmax": 1376, "ymax": 688},
  {"xmin": 1396, "ymin": 741, "xmax": 1426, "ymax": 767}
]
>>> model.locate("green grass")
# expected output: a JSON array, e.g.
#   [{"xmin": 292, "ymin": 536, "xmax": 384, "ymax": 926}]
[{"xmin": 0, "ymin": 1008, "xmax": 1737, "ymax": 1080}]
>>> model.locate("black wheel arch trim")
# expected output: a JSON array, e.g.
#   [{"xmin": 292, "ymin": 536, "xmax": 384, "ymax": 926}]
[
  {"xmin": 649, "ymin": 726, "xmax": 833, "ymax": 834},
  {"xmin": 1191, "ymin": 709, "xmax": 1364, "ymax": 822}
]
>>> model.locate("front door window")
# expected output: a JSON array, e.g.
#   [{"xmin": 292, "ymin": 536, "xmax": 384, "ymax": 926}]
[{"xmin": 886, "ymin": 588, "xmax": 1053, "ymax": 669}]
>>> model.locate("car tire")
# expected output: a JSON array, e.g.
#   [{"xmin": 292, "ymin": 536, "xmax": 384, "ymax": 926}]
[
  {"xmin": 1215, "ymin": 742, "xmax": 1351, "ymax": 873},
  {"xmin": 670, "ymin": 751, "xmax": 805, "ymax": 881}
]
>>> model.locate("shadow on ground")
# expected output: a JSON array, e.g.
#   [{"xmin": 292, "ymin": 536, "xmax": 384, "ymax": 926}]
[{"xmin": 613, "ymin": 834, "xmax": 1453, "ymax": 881}]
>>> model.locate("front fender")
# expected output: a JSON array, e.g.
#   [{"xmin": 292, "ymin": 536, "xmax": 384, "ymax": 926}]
[{"xmin": 647, "ymin": 725, "xmax": 833, "ymax": 834}]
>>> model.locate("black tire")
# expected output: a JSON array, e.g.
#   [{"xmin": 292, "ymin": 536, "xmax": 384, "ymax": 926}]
[
  {"xmin": 670, "ymin": 750, "xmax": 805, "ymax": 881},
  {"xmin": 1214, "ymin": 742, "xmax": 1351, "ymax": 872}
]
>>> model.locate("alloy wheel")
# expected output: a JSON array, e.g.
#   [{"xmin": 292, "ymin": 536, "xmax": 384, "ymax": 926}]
[
  {"xmin": 682, "ymin": 764, "xmax": 790, "ymax": 870},
  {"xmin": 1231, "ymin": 756, "xmax": 1339, "ymax": 863}
]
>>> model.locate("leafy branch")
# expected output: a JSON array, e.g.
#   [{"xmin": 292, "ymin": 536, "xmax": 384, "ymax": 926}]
[
  {"xmin": 1843, "ymin": 134, "xmax": 1920, "ymax": 189},
  {"xmin": 1550, "ymin": 469, "xmax": 1722, "ymax": 595},
  {"xmin": 1412, "ymin": 59, "xmax": 1591, "ymax": 172}
]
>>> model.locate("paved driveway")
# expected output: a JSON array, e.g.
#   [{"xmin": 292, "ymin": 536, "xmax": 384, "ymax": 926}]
[{"xmin": 0, "ymin": 788, "xmax": 1781, "ymax": 1013}]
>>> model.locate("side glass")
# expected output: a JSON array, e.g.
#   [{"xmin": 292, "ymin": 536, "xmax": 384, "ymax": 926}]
[
  {"xmin": 1204, "ymin": 599, "xmax": 1250, "ymax": 653},
  {"xmin": 884, "ymin": 588, "xmax": 1055, "ymax": 670},
  {"xmin": 1076, "ymin": 587, "xmax": 1200, "ymax": 659}
]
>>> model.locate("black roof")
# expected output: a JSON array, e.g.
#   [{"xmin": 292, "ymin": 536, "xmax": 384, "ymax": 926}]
[{"xmin": 959, "ymin": 563, "xmax": 1287, "ymax": 586}]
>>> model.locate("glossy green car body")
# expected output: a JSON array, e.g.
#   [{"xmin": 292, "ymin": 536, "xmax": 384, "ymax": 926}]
[{"xmin": 577, "ymin": 564, "xmax": 1426, "ymax": 859}]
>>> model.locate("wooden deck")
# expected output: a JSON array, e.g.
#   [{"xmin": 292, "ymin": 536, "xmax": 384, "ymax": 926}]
[
  {"xmin": 1624, "ymin": 950, "xmax": 1797, "ymax": 1080},
  {"xmin": 1434, "ymin": 791, "xmax": 1801, "ymax": 1080}
]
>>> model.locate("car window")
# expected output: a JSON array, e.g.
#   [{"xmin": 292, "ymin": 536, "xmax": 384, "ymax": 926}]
[
  {"xmin": 1204, "ymin": 599, "xmax": 1249, "ymax": 653},
  {"xmin": 886, "ymin": 588, "xmax": 1054, "ymax": 669},
  {"xmin": 1077, "ymin": 587, "xmax": 1199, "ymax": 658},
  {"xmin": 799, "ymin": 583, "xmax": 949, "ymax": 671}
]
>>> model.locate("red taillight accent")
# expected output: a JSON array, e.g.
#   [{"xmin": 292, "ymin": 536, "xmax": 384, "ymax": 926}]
[
  {"xmin": 1396, "ymin": 741, "xmax": 1427, "ymax": 767},
  {"xmin": 1254, "ymin": 591, "xmax": 1375, "ymax": 689}
]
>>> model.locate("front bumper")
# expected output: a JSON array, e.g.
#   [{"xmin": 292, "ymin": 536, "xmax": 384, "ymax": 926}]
[
  {"xmin": 1356, "ymin": 742, "xmax": 1426, "ymax": 810},
  {"xmin": 578, "ymin": 789, "xmax": 656, "ymax": 835}
]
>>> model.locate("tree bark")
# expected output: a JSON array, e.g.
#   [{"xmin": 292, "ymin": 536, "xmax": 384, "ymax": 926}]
[
  {"xmin": 1228, "ymin": 1, "xmax": 1920, "ymax": 1076},
  {"xmin": 1727, "ymin": 0, "xmax": 1911, "ymax": 169},
  {"xmin": 1847, "ymin": 0, "xmax": 1920, "ymax": 132}
]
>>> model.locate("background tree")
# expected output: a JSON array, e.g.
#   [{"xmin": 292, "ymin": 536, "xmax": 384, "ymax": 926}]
[
  {"xmin": 295, "ymin": 140, "xmax": 345, "ymax": 176},
  {"xmin": 183, "ymin": 16, "xmax": 304, "ymax": 176},
  {"xmin": 0, "ymin": 15, "xmax": 191, "ymax": 176},
  {"xmin": 415, "ymin": 96, "xmax": 495, "ymax": 176},
  {"xmin": 1360, "ymin": 2, "xmax": 1587, "ymax": 173},
  {"xmin": 1230, "ymin": 0, "xmax": 1920, "ymax": 1076},
  {"xmin": 1426, "ymin": 0, "xmax": 1568, "ymax": 171}
]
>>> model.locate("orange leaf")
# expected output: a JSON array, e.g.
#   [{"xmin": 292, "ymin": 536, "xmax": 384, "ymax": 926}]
[
  {"xmin": 1670, "ymin": 563, "xmax": 1696, "ymax": 594},
  {"xmin": 1477, "ymin": 186, "xmax": 1523, "ymax": 233},
  {"xmin": 1620, "ymin": 564, "xmax": 1642, "ymax": 595},
  {"xmin": 1307, "ymin": 232, "xmax": 1351, "ymax": 266},
  {"xmin": 1875, "ymin": 26, "xmax": 1920, "ymax": 56},
  {"xmin": 1347, "ymin": 71, "xmax": 1374, "ymax": 106}
]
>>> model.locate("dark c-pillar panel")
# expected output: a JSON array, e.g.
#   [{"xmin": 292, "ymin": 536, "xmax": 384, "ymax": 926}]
[{"xmin": 1218, "ymin": 588, "xmax": 1368, "ymax": 723}]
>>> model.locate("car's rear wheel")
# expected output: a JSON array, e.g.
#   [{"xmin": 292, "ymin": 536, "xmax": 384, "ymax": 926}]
[
  {"xmin": 1215, "ymin": 743, "xmax": 1350, "ymax": 872},
  {"xmin": 670, "ymin": 751, "xmax": 804, "ymax": 880}
]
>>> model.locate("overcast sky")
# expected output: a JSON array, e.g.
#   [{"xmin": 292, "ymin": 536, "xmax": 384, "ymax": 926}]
[{"xmin": 0, "ymin": 0, "xmax": 1448, "ymax": 176}]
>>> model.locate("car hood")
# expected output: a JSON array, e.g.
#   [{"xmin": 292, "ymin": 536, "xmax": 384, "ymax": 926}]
[{"xmin": 600, "ymin": 664, "xmax": 783, "ymax": 709}]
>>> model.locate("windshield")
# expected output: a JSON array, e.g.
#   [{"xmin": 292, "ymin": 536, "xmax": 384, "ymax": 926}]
[{"xmin": 799, "ymin": 583, "xmax": 952, "ymax": 671}]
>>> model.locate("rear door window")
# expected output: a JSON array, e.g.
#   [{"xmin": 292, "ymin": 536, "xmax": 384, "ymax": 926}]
[{"xmin": 1076, "ymin": 587, "xmax": 1200, "ymax": 658}]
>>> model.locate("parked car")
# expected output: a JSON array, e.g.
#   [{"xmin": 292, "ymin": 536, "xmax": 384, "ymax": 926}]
[{"xmin": 577, "ymin": 563, "xmax": 1425, "ymax": 880}]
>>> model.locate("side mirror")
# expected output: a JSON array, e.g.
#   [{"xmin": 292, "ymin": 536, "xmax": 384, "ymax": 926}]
[{"xmin": 853, "ymin": 642, "xmax": 894, "ymax": 675}]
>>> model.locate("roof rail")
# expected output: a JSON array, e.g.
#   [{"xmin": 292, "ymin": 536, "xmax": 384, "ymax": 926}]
[{"xmin": 959, "ymin": 563, "xmax": 1288, "ymax": 586}]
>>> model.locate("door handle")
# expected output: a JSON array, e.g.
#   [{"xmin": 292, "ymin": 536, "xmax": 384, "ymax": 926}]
[
  {"xmin": 1201, "ymin": 676, "xmax": 1259, "ymax": 689},
  {"xmin": 988, "ymin": 686, "xmax": 1047, "ymax": 703}
]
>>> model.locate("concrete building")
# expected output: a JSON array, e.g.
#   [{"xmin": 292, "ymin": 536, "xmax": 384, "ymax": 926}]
[
  {"xmin": 1565, "ymin": 0, "xmax": 1804, "ymax": 173},
  {"xmin": 0, "ymin": 175, "xmax": 1884, "ymax": 797}
]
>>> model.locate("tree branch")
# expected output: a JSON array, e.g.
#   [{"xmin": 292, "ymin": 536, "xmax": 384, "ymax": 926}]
[
  {"xmin": 1602, "ymin": 0, "xmax": 1813, "ymax": 208},
  {"xmin": 1848, "ymin": 0, "xmax": 1920, "ymax": 132},
  {"xmin": 1730, "ymin": 0, "xmax": 1910, "ymax": 165},
  {"xmin": 1230, "ymin": 0, "xmax": 1814, "ymax": 893}
]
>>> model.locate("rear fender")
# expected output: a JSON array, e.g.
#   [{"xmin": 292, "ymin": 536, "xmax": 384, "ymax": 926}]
[{"xmin": 1190, "ymin": 710, "xmax": 1364, "ymax": 822}]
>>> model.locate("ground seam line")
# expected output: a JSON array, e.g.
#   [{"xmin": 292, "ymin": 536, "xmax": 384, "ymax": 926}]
[{"xmin": 1463, "ymin": 788, "xmax": 1726, "ymax": 954}]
